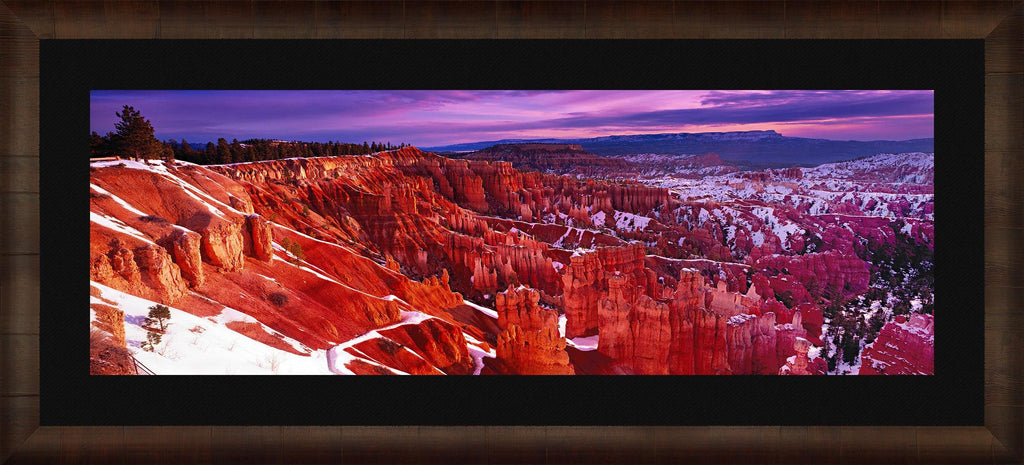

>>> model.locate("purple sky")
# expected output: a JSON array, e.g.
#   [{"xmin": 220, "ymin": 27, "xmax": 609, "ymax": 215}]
[{"xmin": 90, "ymin": 90, "xmax": 933, "ymax": 146}]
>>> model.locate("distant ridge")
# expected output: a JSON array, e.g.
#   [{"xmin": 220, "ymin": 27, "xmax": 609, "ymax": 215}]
[
  {"xmin": 448, "ymin": 143, "xmax": 628, "ymax": 174},
  {"xmin": 423, "ymin": 130, "xmax": 934, "ymax": 166}
]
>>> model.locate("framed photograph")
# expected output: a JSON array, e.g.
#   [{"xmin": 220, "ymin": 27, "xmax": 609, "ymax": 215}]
[
  {"xmin": 2, "ymin": 2, "xmax": 1021, "ymax": 464},
  {"xmin": 83, "ymin": 87, "xmax": 936, "ymax": 380}
]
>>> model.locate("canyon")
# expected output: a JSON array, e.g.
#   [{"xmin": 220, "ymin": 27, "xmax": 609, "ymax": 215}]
[{"xmin": 89, "ymin": 144, "xmax": 934, "ymax": 375}]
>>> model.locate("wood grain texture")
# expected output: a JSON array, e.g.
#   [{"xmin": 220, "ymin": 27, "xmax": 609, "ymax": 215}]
[
  {"xmin": 278, "ymin": 426, "xmax": 342, "ymax": 464},
  {"xmin": 878, "ymin": 0, "xmax": 943, "ymax": 38},
  {"xmin": 0, "ymin": 156, "xmax": 38, "ymax": 194},
  {"xmin": 985, "ymin": 151, "xmax": 1024, "ymax": 230},
  {"xmin": 0, "ymin": 3, "xmax": 39, "ymax": 78},
  {"xmin": 0, "ymin": 254, "xmax": 39, "ymax": 336},
  {"xmin": 3, "ymin": 426, "xmax": 58, "ymax": 465},
  {"xmin": 403, "ymin": 1, "xmax": 497, "ymax": 39},
  {"xmin": 484, "ymin": 426, "xmax": 548, "ymax": 464},
  {"xmin": 827, "ymin": 1, "xmax": 880, "ymax": 38},
  {"xmin": 986, "ymin": 226, "xmax": 1024, "ymax": 289},
  {"xmin": 410, "ymin": 426, "xmax": 490, "ymax": 464},
  {"xmin": 496, "ymin": 0, "xmax": 586, "ymax": 39},
  {"xmin": 340, "ymin": 426, "xmax": 492, "ymax": 464},
  {"xmin": 59, "ymin": 426, "xmax": 126, "ymax": 465},
  {"xmin": 985, "ymin": 311, "xmax": 1024, "ymax": 408},
  {"xmin": 987, "ymin": 405, "xmax": 1024, "ymax": 460},
  {"xmin": 784, "ymin": 0, "xmax": 832, "ymax": 39},
  {"xmin": 777, "ymin": 426, "xmax": 843, "ymax": 464},
  {"xmin": 53, "ymin": 0, "xmax": 159, "ymax": 39},
  {"xmin": 0, "ymin": 1, "xmax": 1020, "ymax": 464},
  {"xmin": 0, "ymin": 1, "xmax": 54, "ymax": 40},
  {"xmin": 705, "ymin": 1, "xmax": 785, "ymax": 39},
  {"xmin": 652, "ymin": 426, "xmax": 781, "ymax": 463},
  {"xmin": 942, "ymin": 0, "xmax": 1018, "ymax": 38},
  {"xmin": 210, "ymin": 426, "xmax": 283, "ymax": 465},
  {"xmin": 671, "ymin": 0, "xmax": 711, "ymax": 39},
  {"xmin": 917, "ymin": 426, "xmax": 998, "ymax": 464},
  {"xmin": 0, "ymin": 193, "xmax": 39, "ymax": 255},
  {"xmin": 253, "ymin": 1, "xmax": 316, "ymax": 39},
  {"xmin": 986, "ymin": 74, "xmax": 1024, "ymax": 152},
  {"xmin": 0, "ymin": 395, "xmax": 38, "ymax": 463},
  {"xmin": 985, "ymin": 10, "xmax": 1023, "ymax": 74},
  {"xmin": 313, "ymin": 1, "xmax": 405, "ymax": 39},
  {"xmin": 583, "ymin": 0, "xmax": 677, "ymax": 38},
  {"xmin": 986, "ymin": 286, "xmax": 1024, "ymax": 328},
  {"xmin": 839, "ymin": 426, "xmax": 919, "ymax": 465},
  {"xmin": 0, "ymin": 334, "xmax": 39, "ymax": 396},
  {"xmin": 157, "ymin": 1, "xmax": 253, "ymax": 39},
  {"xmin": 123, "ymin": 426, "xmax": 213, "ymax": 465},
  {"xmin": 545, "ymin": 426, "xmax": 658, "ymax": 464},
  {"xmin": 0, "ymin": 78, "xmax": 39, "ymax": 157}
]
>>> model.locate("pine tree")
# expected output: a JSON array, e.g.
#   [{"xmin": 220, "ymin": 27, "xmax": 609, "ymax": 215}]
[
  {"xmin": 178, "ymin": 138, "xmax": 194, "ymax": 162},
  {"xmin": 161, "ymin": 142, "xmax": 175, "ymax": 162},
  {"xmin": 89, "ymin": 131, "xmax": 111, "ymax": 158},
  {"xmin": 216, "ymin": 138, "xmax": 231, "ymax": 164},
  {"xmin": 112, "ymin": 105, "xmax": 163, "ymax": 161},
  {"xmin": 279, "ymin": 237, "xmax": 305, "ymax": 266},
  {"xmin": 145, "ymin": 304, "xmax": 172, "ymax": 331},
  {"xmin": 229, "ymin": 138, "xmax": 242, "ymax": 163},
  {"xmin": 204, "ymin": 142, "xmax": 216, "ymax": 164}
]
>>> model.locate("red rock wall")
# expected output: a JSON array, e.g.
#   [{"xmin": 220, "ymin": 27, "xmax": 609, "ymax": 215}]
[
  {"xmin": 496, "ymin": 324, "xmax": 574, "ymax": 375},
  {"xmin": 164, "ymin": 229, "xmax": 205, "ymax": 287},
  {"xmin": 561, "ymin": 251, "xmax": 603, "ymax": 339},
  {"xmin": 754, "ymin": 251, "xmax": 870, "ymax": 297},
  {"xmin": 244, "ymin": 214, "xmax": 274, "ymax": 261},
  {"xmin": 379, "ymin": 318, "xmax": 474, "ymax": 375},
  {"xmin": 858, "ymin": 313, "xmax": 934, "ymax": 375},
  {"xmin": 494, "ymin": 286, "xmax": 574, "ymax": 374}
]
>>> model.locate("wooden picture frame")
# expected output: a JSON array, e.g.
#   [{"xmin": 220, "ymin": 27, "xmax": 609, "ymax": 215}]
[{"xmin": 2, "ymin": 1, "xmax": 1021, "ymax": 463}]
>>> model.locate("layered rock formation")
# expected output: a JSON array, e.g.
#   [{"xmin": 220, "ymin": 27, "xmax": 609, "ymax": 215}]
[
  {"xmin": 458, "ymin": 143, "xmax": 629, "ymax": 175},
  {"xmin": 858, "ymin": 313, "xmax": 935, "ymax": 375},
  {"xmin": 597, "ymin": 273, "xmax": 674, "ymax": 374},
  {"xmin": 590, "ymin": 267, "xmax": 824, "ymax": 376},
  {"xmin": 90, "ymin": 158, "xmax": 476, "ymax": 376},
  {"xmin": 493, "ymin": 285, "xmax": 574, "ymax": 374},
  {"xmin": 89, "ymin": 146, "xmax": 928, "ymax": 376},
  {"xmin": 560, "ymin": 251, "xmax": 603, "ymax": 338},
  {"xmin": 377, "ymin": 318, "xmax": 475, "ymax": 375},
  {"xmin": 90, "ymin": 239, "xmax": 189, "ymax": 304},
  {"xmin": 90, "ymin": 288, "xmax": 134, "ymax": 375},
  {"xmin": 163, "ymin": 229, "xmax": 205, "ymax": 287},
  {"xmin": 725, "ymin": 312, "xmax": 778, "ymax": 375},
  {"xmin": 754, "ymin": 251, "xmax": 870, "ymax": 297}
]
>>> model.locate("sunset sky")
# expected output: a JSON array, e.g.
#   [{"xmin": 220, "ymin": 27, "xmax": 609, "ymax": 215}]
[{"xmin": 90, "ymin": 90, "xmax": 934, "ymax": 146}]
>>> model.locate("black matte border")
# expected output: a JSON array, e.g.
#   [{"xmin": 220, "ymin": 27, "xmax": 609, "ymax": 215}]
[{"xmin": 40, "ymin": 39, "xmax": 983, "ymax": 426}]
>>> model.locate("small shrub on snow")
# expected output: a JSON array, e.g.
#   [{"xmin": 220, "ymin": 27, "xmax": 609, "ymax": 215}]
[
  {"xmin": 145, "ymin": 304, "xmax": 172, "ymax": 331},
  {"xmin": 141, "ymin": 330, "xmax": 161, "ymax": 352}
]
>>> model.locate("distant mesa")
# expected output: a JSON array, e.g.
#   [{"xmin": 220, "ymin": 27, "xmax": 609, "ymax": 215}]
[
  {"xmin": 424, "ymin": 130, "xmax": 935, "ymax": 167},
  {"xmin": 675, "ymin": 152, "xmax": 728, "ymax": 168},
  {"xmin": 449, "ymin": 143, "xmax": 629, "ymax": 175}
]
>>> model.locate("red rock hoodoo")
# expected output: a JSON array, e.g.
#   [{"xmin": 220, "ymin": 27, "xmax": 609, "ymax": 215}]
[{"xmin": 493, "ymin": 285, "xmax": 574, "ymax": 374}]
